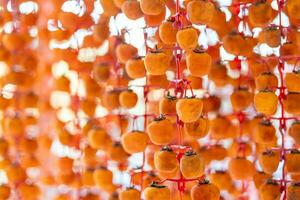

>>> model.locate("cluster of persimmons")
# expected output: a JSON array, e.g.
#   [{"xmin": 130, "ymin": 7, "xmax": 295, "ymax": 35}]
[{"xmin": 0, "ymin": 0, "xmax": 300, "ymax": 199}]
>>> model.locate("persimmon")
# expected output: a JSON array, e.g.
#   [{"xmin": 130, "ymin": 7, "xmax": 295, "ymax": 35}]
[
  {"xmin": 258, "ymin": 150, "xmax": 280, "ymax": 174},
  {"xmin": 147, "ymin": 115, "xmax": 174, "ymax": 145},
  {"xmin": 280, "ymin": 42, "xmax": 300, "ymax": 65},
  {"xmin": 147, "ymin": 74, "xmax": 169, "ymax": 88},
  {"xmin": 101, "ymin": 0, "xmax": 120, "ymax": 16},
  {"xmin": 180, "ymin": 151, "xmax": 204, "ymax": 179},
  {"xmin": 119, "ymin": 188, "xmax": 140, "ymax": 200},
  {"xmin": 144, "ymin": 7, "xmax": 166, "ymax": 27},
  {"xmin": 176, "ymin": 27, "xmax": 199, "ymax": 50},
  {"xmin": 92, "ymin": 62, "xmax": 111, "ymax": 83},
  {"xmin": 0, "ymin": 184, "xmax": 10, "ymax": 199},
  {"xmin": 254, "ymin": 90, "xmax": 278, "ymax": 115},
  {"xmin": 80, "ymin": 98, "xmax": 97, "ymax": 116},
  {"xmin": 285, "ymin": 71, "xmax": 300, "ymax": 93},
  {"xmin": 5, "ymin": 164, "xmax": 27, "ymax": 183},
  {"xmin": 116, "ymin": 43, "xmax": 138, "ymax": 64},
  {"xmin": 228, "ymin": 157, "xmax": 255, "ymax": 180},
  {"xmin": 159, "ymin": 19, "xmax": 178, "ymax": 45},
  {"xmin": 287, "ymin": 183, "xmax": 300, "ymax": 200},
  {"xmin": 227, "ymin": 141, "xmax": 252, "ymax": 158},
  {"xmin": 264, "ymin": 27, "xmax": 281, "ymax": 48},
  {"xmin": 140, "ymin": 0, "xmax": 165, "ymax": 15},
  {"xmin": 125, "ymin": 57, "xmax": 146, "ymax": 79},
  {"xmin": 222, "ymin": 32, "xmax": 246, "ymax": 55},
  {"xmin": 4, "ymin": 115, "xmax": 24, "ymax": 137},
  {"xmin": 186, "ymin": 48, "xmax": 212, "ymax": 77},
  {"xmin": 55, "ymin": 76, "xmax": 70, "ymax": 92},
  {"xmin": 209, "ymin": 171, "xmax": 233, "ymax": 191},
  {"xmin": 176, "ymin": 97, "xmax": 203, "ymax": 123},
  {"xmin": 0, "ymin": 139, "xmax": 9, "ymax": 157},
  {"xmin": 93, "ymin": 167, "xmax": 114, "ymax": 191},
  {"xmin": 93, "ymin": 17, "xmax": 110, "ymax": 43},
  {"xmin": 202, "ymin": 95, "xmax": 221, "ymax": 113},
  {"xmin": 119, "ymin": 89, "xmax": 138, "ymax": 109},
  {"xmin": 209, "ymin": 116, "xmax": 231, "ymax": 140},
  {"xmin": 286, "ymin": 150, "xmax": 300, "ymax": 174},
  {"xmin": 18, "ymin": 183, "xmax": 40, "ymax": 200},
  {"xmin": 81, "ymin": 193, "xmax": 100, "ymax": 200},
  {"xmin": 255, "ymin": 72, "xmax": 278, "ymax": 91},
  {"xmin": 248, "ymin": 1, "xmax": 274, "ymax": 27},
  {"xmin": 187, "ymin": 0, "xmax": 216, "ymax": 25},
  {"xmin": 108, "ymin": 142, "xmax": 129, "ymax": 163},
  {"xmin": 184, "ymin": 116, "xmax": 209, "ymax": 139},
  {"xmin": 159, "ymin": 94, "xmax": 177, "ymax": 116},
  {"xmin": 121, "ymin": 0, "xmax": 143, "ymax": 20},
  {"xmin": 186, "ymin": 75, "xmax": 202, "ymax": 89},
  {"xmin": 121, "ymin": 131, "xmax": 149, "ymax": 154},
  {"xmin": 191, "ymin": 180, "xmax": 220, "ymax": 200},
  {"xmin": 283, "ymin": 92, "xmax": 300, "ymax": 115},
  {"xmin": 87, "ymin": 127, "xmax": 112, "ymax": 151},
  {"xmin": 230, "ymin": 88, "xmax": 253, "ymax": 111},
  {"xmin": 288, "ymin": 121, "xmax": 300, "ymax": 144},
  {"xmin": 199, "ymin": 145, "xmax": 228, "ymax": 165},
  {"xmin": 254, "ymin": 121, "xmax": 277, "ymax": 144},
  {"xmin": 259, "ymin": 180, "xmax": 281, "ymax": 200},
  {"xmin": 287, "ymin": 0, "xmax": 300, "ymax": 20},
  {"xmin": 144, "ymin": 182, "xmax": 171, "ymax": 200},
  {"xmin": 1, "ymin": 33, "xmax": 25, "ymax": 52},
  {"xmin": 101, "ymin": 90, "xmax": 120, "ymax": 111},
  {"xmin": 145, "ymin": 49, "xmax": 170, "ymax": 75},
  {"xmin": 208, "ymin": 62, "xmax": 228, "ymax": 87},
  {"xmin": 253, "ymin": 171, "xmax": 271, "ymax": 189},
  {"xmin": 154, "ymin": 147, "xmax": 178, "ymax": 172}
]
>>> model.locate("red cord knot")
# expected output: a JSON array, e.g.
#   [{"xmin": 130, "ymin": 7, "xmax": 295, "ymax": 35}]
[
  {"xmin": 279, "ymin": 119, "xmax": 287, "ymax": 131},
  {"xmin": 236, "ymin": 111, "xmax": 246, "ymax": 124}
]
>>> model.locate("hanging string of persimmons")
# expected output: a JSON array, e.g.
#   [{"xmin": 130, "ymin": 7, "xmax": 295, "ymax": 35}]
[{"xmin": 0, "ymin": 0, "xmax": 300, "ymax": 199}]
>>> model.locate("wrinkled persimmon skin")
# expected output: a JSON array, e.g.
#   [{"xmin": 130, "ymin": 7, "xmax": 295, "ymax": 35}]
[
  {"xmin": 176, "ymin": 27, "xmax": 199, "ymax": 50},
  {"xmin": 176, "ymin": 98, "xmax": 203, "ymax": 123},
  {"xmin": 285, "ymin": 72, "xmax": 300, "ymax": 93},
  {"xmin": 209, "ymin": 171, "xmax": 233, "ymax": 191},
  {"xmin": 145, "ymin": 51, "xmax": 170, "ymax": 75},
  {"xmin": 119, "ymin": 188, "xmax": 141, "ymax": 200},
  {"xmin": 259, "ymin": 182, "xmax": 281, "ymax": 200},
  {"xmin": 184, "ymin": 117, "xmax": 209, "ymax": 139},
  {"xmin": 125, "ymin": 58, "xmax": 146, "ymax": 79},
  {"xmin": 255, "ymin": 72, "xmax": 278, "ymax": 91},
  {"xmin": 258, "ymin": 150, "xmax": 280, "ymax": 174},
  {"xmin": 154, "ymin": 149, "xmax": 178, "ymax": 172},
  {"xmin": 286, "ymin": 151, "xmax": 300, "ymax": 174},
  {"xmin": 248, "ymin": 2, "xmax": 274, "ymax": 28},
  {"xmin": 283, "ymin": 93, "xmax": 300, "ymax": 115},
  {"xmin": 253, "ymin": 171, "xmax": 271, "ymax": 189},
  {"xmin": 230, "ymin": 88, "xmax": 253, "ymax": 111},
  {"xmin": 140, "ymin": 0, "xmax": 165, "ymax": 15},
  {"xmin": 121, "ymin": 0, "xmax": 143, "ymax": 20},
  {"xmin": 119, "ymin": 90, "xmax": 138, "ymax": 109},
  {"xmin": 180, "ymin": 153, "xmax": 204, "ymax": 179},
  {"xmin": 187, "ymin": 0, "xmax": 216, "ymax": 25},
  {"xmin": 254, "ymin": 90, "xmax": 278, "ymax": 115},
  {"xmin": 228, "ymin": 158, "xmax": 255, "ymax": 180},
  {"xmin": 144, "ymin": 185, "xmax": 171, "ymax": 200},
  {"xmin": 186, "ymin": 50, "xmax": 212, "ymax": 77},
  {"xmin": 147, "ymin": 117, "xmax": 174, "ymax": 145},
  {"xmin": 121, "ymin": 131, "xmax": 149, "ymax": 154},
  {"xmin": 288, "ymin": 122, "xmax": 300, "ymax": 144},
  {"xmin": 191, "ymin": 182, "xmax": 220, "ymax": 200},
  {"xmin": 287, "ymin": 184, "xmax": 300, "ymax": 200},
  {"xmin": 159, "ymin": 20, "xmax": 178, "ymax": 45},
  {"xmin": 254, "ymin": 122, "xmax": 277, "ymax": 145}
]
